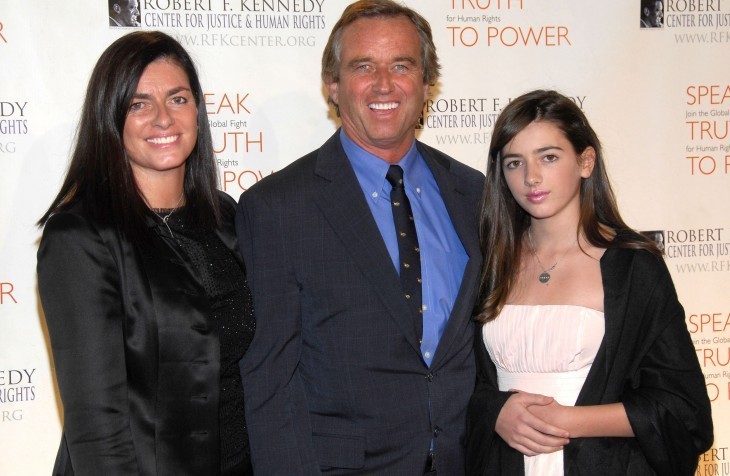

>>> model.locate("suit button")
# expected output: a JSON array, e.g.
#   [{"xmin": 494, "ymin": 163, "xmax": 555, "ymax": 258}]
[
  {"xmin": 425, "ymin": 373, "xmax": 434, "ymax": 382},
  {"xmin": 433, "ymin": 426, "xmax": 442, "ymax": 437}
]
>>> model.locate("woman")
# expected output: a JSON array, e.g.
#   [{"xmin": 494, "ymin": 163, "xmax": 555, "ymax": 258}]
[
  {"xmin": 466, "ymin": 90, "xmax": 712, "ymax": 475},
  {"xmin": 37, "ymin": 31, "xmax": 254, "ymax": 475}
]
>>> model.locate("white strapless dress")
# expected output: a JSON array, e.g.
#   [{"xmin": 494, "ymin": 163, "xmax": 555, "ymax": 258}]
[{"xmin": 482, "ymin": 304, "xmax": 605, "ymax": 476}]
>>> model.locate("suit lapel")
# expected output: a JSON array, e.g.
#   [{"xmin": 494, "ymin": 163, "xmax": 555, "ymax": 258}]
[
  {"xmin": 419, "ymin": 144, "xmax": 482, "ymax": 369},
  {"xmin": 312, "ymin": 132, "xmax": 424, "ymax": 355}
]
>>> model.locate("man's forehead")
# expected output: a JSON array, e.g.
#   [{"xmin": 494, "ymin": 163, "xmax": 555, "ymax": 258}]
[{"xmin": 340, "ymin": 18, "xmax": 421, "ymax": 52}]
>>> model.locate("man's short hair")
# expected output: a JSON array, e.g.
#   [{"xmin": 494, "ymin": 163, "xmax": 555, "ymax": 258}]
[{"xmin": 321, "ymin": 0, "xmax": 440, "ymax": 87}]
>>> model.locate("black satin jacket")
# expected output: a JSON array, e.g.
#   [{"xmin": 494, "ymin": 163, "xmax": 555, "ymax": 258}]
[
  {"xmin": 38, "ymin": 192, "xmax": 243, "ymax": 476},
  {"xmin": 466, "ymin": 246, "xmax": 714, "ymax": 475}
]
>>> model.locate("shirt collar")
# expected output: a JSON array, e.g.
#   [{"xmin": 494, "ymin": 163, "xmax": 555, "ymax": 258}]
[{"xmin": 340, "ymin": 129, "xmax": 425, "ymax": 199}]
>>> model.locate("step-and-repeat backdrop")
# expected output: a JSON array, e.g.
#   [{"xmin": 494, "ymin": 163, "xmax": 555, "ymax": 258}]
[{"xmin": 1, "ymin": 1, "xmax": 728, "ymax": 474}]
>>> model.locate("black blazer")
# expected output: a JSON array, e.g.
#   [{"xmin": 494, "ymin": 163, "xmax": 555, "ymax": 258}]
[
  {"xmin": 466, "ymin": 247, "xmax": 714, "ymax": 475},
  {"xmin": 37, "ymin": 192, "xmax": 242, "ymax": 476},
  {"xmin": 237, "ymin": 131, "xmax": 484, "ymax": 475}
]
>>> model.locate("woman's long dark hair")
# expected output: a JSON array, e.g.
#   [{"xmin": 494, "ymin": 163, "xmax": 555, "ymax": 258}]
[
  {"xmin": 38, "ymin": 31, "xmax": 219, "ymax": 239},
  {"xmin": 475, "ymin": 90, "xmax": 660, "ymax": 323}
]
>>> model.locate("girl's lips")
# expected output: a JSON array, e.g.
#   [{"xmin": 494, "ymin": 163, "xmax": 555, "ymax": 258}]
[{"xmin": 526, "ymin": 190, "xmax": 549, "ymax": 203}]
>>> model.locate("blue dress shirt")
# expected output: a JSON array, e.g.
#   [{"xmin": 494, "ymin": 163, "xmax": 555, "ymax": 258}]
[{"xmin": 341, "ymin": 130, "xmax": 467, "ymax": 367}]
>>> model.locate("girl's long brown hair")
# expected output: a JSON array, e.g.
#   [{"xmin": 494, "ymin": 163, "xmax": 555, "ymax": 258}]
[{"xmin": 475, "ymin": 90, "xmax": 660, "ymax": 323}]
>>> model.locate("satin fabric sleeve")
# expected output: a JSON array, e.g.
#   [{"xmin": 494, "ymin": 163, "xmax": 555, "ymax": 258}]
[
  {"xmin": 37, "ymin": 212, "xmax": 140, "ymax": 474},
  {"xmin": 621, "ymin": 257, "xmax": 713, "ymax": 476},
  {"xmin": 236, "ymin": 189, "xmax": 321, "ymax": 475}
]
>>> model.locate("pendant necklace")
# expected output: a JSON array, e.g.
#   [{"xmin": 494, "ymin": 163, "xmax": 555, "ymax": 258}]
[
  {"xmin": 152, "ymin": 193, "xmax": 184, "ymax": 239},
  {"xmin": 527, "ymin": 228, "xmax": 576, "ymax": 284}
]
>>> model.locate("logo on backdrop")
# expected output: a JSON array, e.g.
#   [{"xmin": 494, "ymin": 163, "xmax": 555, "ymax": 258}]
[
  {"xmin": 644, "ymin": 227, "xmax": 730, "ymax": 273},
  {"xmin": 641, "ymin": 230, "xmax": 666, "ymax": 254},
  {"xmin": 697, "ymin": 447, "xmax": 730, "ymax": 476},
  {"xmin": 109, "ymin": 0, "xmax": 142, "ymax": 28},
  {"xmin": 664, "ymin": 0, "xmax": 728, "ymax": 28},
  {"xmin": 684, "ymin": 84, "xmax": 729, "ymax": 176},
  {"xmin": 640, "ymin": 0, "xmax": 665, "ymax": 28},
  {"xmin": 120, "ymin": 0, "xmax": 328, "ymax": 48},
  {"xmin": 0, "ymin": 368, "xmax": 37, "ymax": 423},
  {"xmin": 204, "ymin": 90, "xmax": 274, "ymax": 193},
  {"xmin": 0, "ymin": 281, "xmax": 18, "ymax": 304},
  {"xmin": 0, "ymin": 20, "xmax": 8, "ymax": 44},
  {"xmin": 425, "ymin": 94, "xmax": 587, "ymax": 149},
  {"xmin": 688, "ymin": 308, "xmax": 730, "ymax": 406},
  {"xmin": 0, "ymin": 101, "xmax": 28, "ymax": 155},
  {"xmin": 688, "ymin": 307, "xmax": 730, "ymax": 473},
  {"xmin": 446, "ymin": 0, "xmax": 572, "ymax": 48},
  {"xmin": 640, "ymin": 0, "xmax": 730, "ymax": 43}
]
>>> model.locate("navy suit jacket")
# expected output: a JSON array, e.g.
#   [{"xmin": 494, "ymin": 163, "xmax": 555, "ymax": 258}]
[{"xmin": 237, "ymin": 131, "xmax": 484, "ymax": 475}]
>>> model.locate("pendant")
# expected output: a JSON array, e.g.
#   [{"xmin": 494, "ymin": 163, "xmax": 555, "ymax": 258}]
[{"xmin": 538, "ymin": 272, "xmax": 551, "ymax": 284}]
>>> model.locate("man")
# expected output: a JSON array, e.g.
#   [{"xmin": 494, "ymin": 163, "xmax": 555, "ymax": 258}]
[
  {"xmin": 237, "ymin": 1, "xmax": 484, "ymax": 473},
  {"xmin": 109, "ymin": 0, "xmax": 140, "ymax": 27},
  {"xmin": 640, "ymin": 0, "xmax": 664, "ymax": 28}
]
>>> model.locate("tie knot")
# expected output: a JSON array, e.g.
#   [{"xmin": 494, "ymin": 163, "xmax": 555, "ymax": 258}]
[{"xmin": 386, "ymin": 165, "xmax": 405, "ymax": 189}]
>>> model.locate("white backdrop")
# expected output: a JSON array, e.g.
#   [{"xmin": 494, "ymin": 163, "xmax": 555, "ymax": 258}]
[{"xmin": 1, "ymin": 1, "xmax": 728, "ymax": 474}]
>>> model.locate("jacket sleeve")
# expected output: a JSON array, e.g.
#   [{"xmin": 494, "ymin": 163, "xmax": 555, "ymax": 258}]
[
  {"xmin": 37, "ymin": 212, "xmax": 140, "ymax": 474},
  {"xmin": 621, "ymin": 257, "xmax": 714, "ymax": 476},
  {"xmin": 465, "ymin": 325, "xmax": 518, "ymax": 475},
  {"xmin": 236, "ymin": 188, "xmax": 321, "ymax": 475}
]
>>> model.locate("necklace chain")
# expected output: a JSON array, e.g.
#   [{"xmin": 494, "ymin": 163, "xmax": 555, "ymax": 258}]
[
  {"xmin": 526, "ymin": 228, "xmax": 576, "ymax": 284},
  {"xmin": 152, "ymin": 193, "xmax": 184, "ymax": 239}
]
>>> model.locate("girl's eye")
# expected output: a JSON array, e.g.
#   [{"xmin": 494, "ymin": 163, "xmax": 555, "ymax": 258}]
[{"xmin": 504, "ymin": 159, "xmax": 521, "ymax": 170}]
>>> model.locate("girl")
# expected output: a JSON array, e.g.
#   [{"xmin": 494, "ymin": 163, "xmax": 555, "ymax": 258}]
[{"xmin": 466, "ymin": 90, "xmax": 712, "ymax": 475}]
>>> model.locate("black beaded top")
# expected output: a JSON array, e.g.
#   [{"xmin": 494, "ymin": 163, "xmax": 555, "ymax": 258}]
[{"xmin": 161, "ymin": 209, "xmax": 255, "ymax": 475}]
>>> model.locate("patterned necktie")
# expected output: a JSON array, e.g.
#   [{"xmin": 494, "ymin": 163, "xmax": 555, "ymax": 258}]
[{"xmin": 386, "ymin": 165, "xmax": 423, "ymax": 341}]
